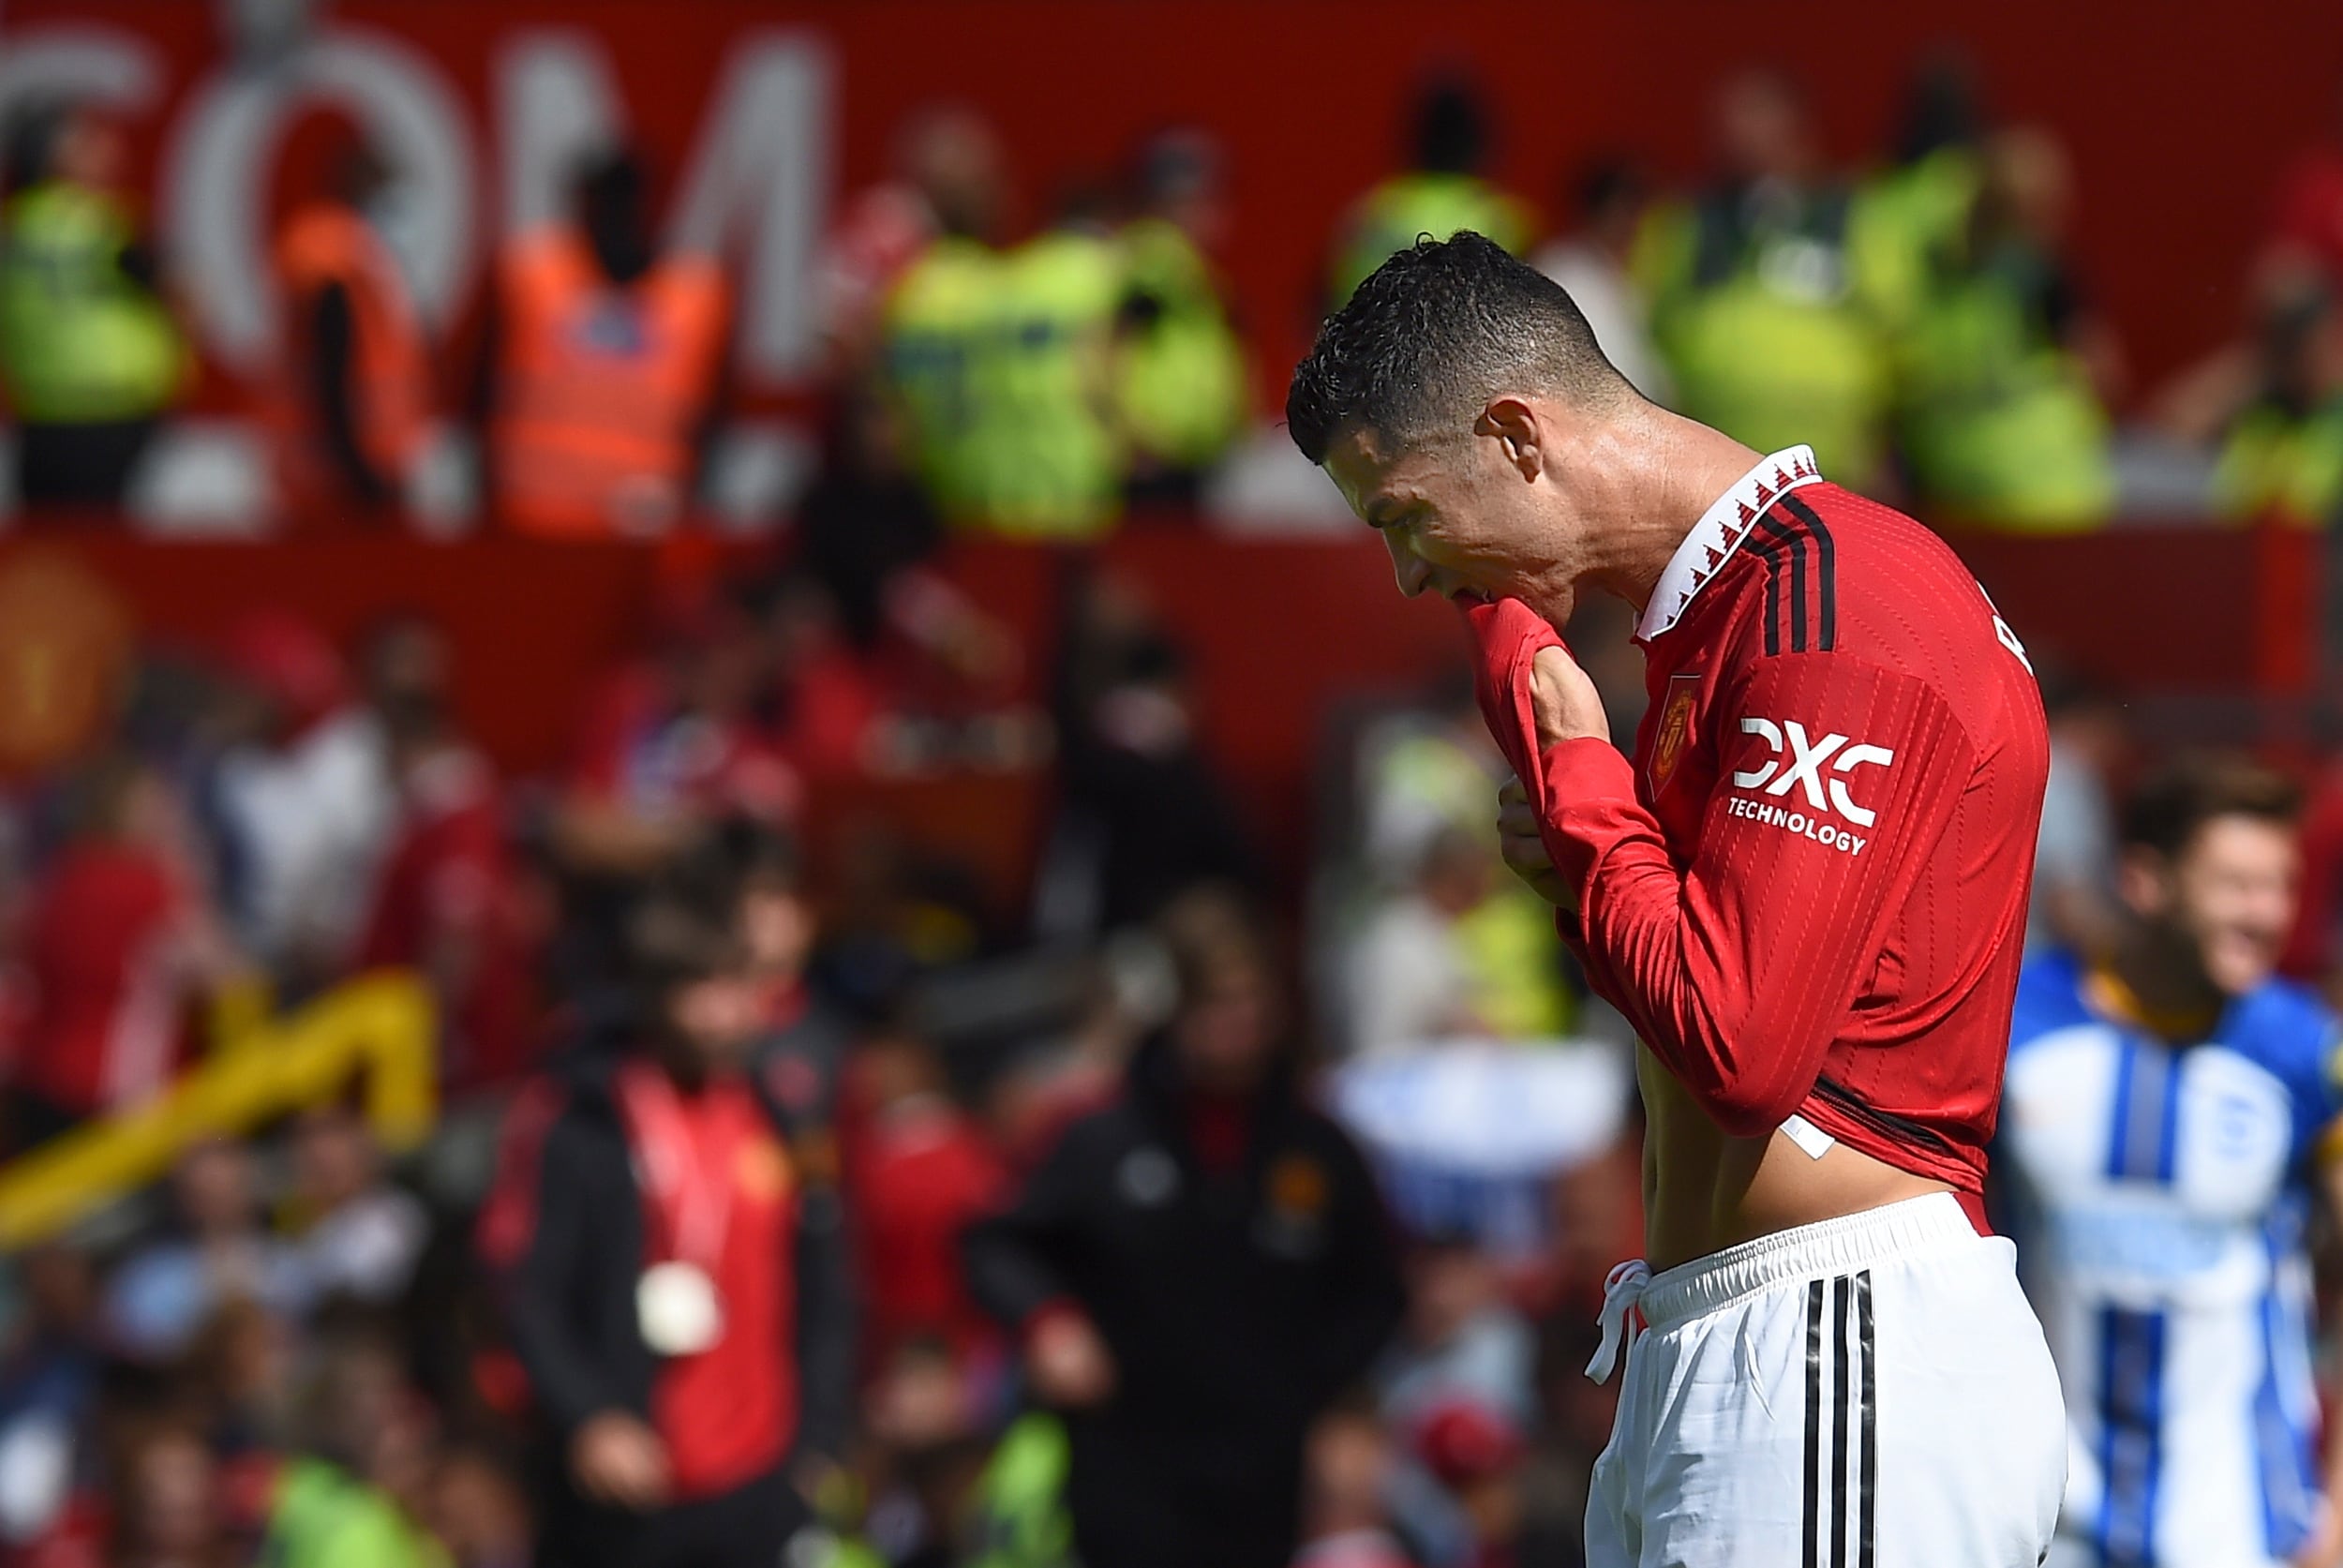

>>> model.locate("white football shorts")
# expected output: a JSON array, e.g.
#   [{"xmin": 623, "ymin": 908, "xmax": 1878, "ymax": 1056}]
[{"xmin": 1586, "ymin": 1192, "xmax": 2067, "ymax": 1568}]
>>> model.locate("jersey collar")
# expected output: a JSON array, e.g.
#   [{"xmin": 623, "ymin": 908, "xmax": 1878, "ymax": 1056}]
[{"xmin": 1634, "ymin": 445, "xmax": 1824, "ymax": 642}]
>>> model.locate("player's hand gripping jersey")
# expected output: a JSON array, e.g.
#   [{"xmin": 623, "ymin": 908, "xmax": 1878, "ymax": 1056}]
[{"xmin": 1472, "ymin": 447, "xmax": 2050, "ymax": 1212}]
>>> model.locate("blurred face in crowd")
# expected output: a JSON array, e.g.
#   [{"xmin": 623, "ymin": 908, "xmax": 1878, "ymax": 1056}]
[
  {"xmin": 116, "ymin": 1427, "xmax": 218, "ymax": 1562},
  {"xmin": 1976, "ymin": 127, "xmax": 2072, "ymax": 250},
  {"xmin": 1324, "ymin": 410, "xmax": 1597, "ymax": 628},
  {"xmin": 2121, "ymin": 813, "xmax": 2300, "ymax": 997},
  {"xmin": 21, "ymin": 1245, "xmax": 97, "ymax": 1341},
  {"xmin": 739, "ymin": 878, "xmax": 815, "ymax": 981},
  {"xmin": 1407, "ymin": 1243, "xmax": 1499, "ymax": 1348},
  {"xmin": 427, "ymin": 1450, "xmax": 532, "ymax": 1568},
  {"xmin": 291, "ymin": 1107, "xmax": 378, "ymax": 1213},
  {"xmin": 1303, "ymin": 1410, "xmax": 1395, "ymax": 1535},
  {"xmin": 1418, "ymin": 828, "xmax": 1492, "ymax": 917},
  {"xmin": 364, "ymin": 619, "xmax": 454, "ymax": 744},
  {"xmin": 54, "ymin": 108, "xmax": 127, "ymax": 190},
  {"xmin": 1713, "ymin": 69, "xmax": 1813, "ymax": 186},
  {"xmin": 1172, "ymin": 947, "xmax": 1284, "ymax": 1094},
  {"xmin": 901, "ymin": 106, "xmax": 1005, "ymax": 243},
  {"xmin": 665, "ymin": 967, "xmax": 766, "ymax": 1074},
  {"xmin": 174, "ymin": 1140, "xmax": 258, "ymax": 1238}
]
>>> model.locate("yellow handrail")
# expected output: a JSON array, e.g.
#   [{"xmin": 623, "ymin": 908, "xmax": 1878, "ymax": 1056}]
[{"xmin": 0, "ymin": 971, "xmax": 439, "ymax": 1249}]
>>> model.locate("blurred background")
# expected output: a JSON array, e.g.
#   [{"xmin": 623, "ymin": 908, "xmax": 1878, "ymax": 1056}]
[{"xmin": 0, "ymin": 2, "xmax": 2339, "ymax": 1566}]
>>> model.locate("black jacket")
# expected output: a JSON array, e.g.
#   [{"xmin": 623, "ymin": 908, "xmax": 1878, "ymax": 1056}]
[
  {"xmin": 963, "ymin": 1040, "xmax": 1404, "ymax": 1489},
  {"xmin": 498, "ymin": 1050, "xmax": 855, "ymax": 1470}
]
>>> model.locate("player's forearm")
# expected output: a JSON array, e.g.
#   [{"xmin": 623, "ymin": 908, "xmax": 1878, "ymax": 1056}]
[{"xmin": 1536, "ymin": 739, "xmax": 1832, "ymax": 1135}]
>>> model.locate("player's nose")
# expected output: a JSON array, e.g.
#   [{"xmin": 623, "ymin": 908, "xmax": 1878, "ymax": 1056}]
[{"xmin": 1384, "ymin": 532, "xmax": 1432, "ymax": 598}]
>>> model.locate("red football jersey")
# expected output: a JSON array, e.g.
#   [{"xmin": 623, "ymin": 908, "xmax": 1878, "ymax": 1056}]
[{"xmin": 1476, "ymin": 447, "xmax": 2048, "ymax": 1213}]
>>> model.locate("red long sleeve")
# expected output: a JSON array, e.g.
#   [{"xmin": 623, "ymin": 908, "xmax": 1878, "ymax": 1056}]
[
  {"xmin": 1465, "ymin": 478, "xmax": 2046, "ymax": 1195},
  {"xmin": 1534, "ymin": 656, "xmax": 1974, "ymax": 1136}
]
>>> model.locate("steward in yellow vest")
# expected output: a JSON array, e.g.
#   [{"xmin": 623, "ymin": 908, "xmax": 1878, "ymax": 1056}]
[
  {"xmin": 1114, "ymin": 132, "xmax": 1248, "ymax": 509},
  {"xmin": 1329, "ymin": 78, "xmax": 1533, "ymax": 308},
  {"xmin": 0, "ymin": 104, "xmax": 185, "ymax": 508}
]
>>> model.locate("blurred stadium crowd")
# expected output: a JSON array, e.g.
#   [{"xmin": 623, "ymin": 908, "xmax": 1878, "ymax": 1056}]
[
  {"xmin": 3, "ymin": 27, "xmax": 2343, "ymax": 1568},
  {"xmin": 22, "ymin": 54, "xmax": 2343, "ymax": 535}
]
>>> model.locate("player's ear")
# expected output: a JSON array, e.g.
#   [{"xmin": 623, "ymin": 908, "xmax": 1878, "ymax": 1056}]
[{"xmin": 1479, "ymin": 397, "xmax": 1543, "ymax": 482}]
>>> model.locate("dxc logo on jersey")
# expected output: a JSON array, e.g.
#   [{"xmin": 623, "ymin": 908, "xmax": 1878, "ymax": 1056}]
[{"xmin": 1726, "ymin": 718, "xmax": 1895, "ymax": 854}]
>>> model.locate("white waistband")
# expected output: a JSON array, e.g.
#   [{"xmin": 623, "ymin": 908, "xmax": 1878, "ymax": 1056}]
[{"xmin": 1637, "ymin": 1192, "xmax": 1977, "ymax": 1334}]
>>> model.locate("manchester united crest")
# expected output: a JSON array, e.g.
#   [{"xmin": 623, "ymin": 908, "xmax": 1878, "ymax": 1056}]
[{"xmin": 1649, "ymin": 674, "xmax": 1701, "ymax": 794}]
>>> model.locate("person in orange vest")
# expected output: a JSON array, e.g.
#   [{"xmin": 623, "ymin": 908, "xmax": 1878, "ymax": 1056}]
[
  {"xmin": 271, "ymin": 138, "xmax": 432, "ymax": 526},
  {"xmin": 486, "ymin": 149, "xmax": 730, "ymax": 539}
]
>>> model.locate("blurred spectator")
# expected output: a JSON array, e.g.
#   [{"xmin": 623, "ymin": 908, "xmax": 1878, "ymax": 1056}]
[
  {"xmin": 1636, "ymin": 67, "xmax": 1890, "ymax": 485},
  {"xmin": 0, "ymin": 99, "xmax": 185, "ymax": 511},
  {"xmin": 1292, "ymin": 1404, "xmax": 1416, "ymax": 1568},
  {"xmin": 0, "ymin": 1247, "xmax": 103, "ymax": 1550},
  {"xmin": 105, "ymin": 1139, "xmax": 309, "ymax": 1363},
  {"xmin": 1894, "ymin": 127, "xmax": 2120, "ymax": 530},
  {"xmin": 792, "ymin": 386, "xmax": 945, "ymax": 659},
  {"xmin": 1113, "ymin": 130, "xmax": 1250, "ymax": 509},
  {"xmin": 205, "ymin": 611, "xmax": 395, "ymax": 993},
  {"xmin": 844, "ymin": 1028, "xmax": 1006, "ymax": 1375},
  {"xmin": 1378, "ymin": 1241, "xmax": 1534, "ymax": 1434},
  {"xmin": 256, "ymin": 1317, "xmax": 447, "ymax": 1568},
  {"xmin": 1041, "ymin": 571, "xmax": 1260, "ymax": 936},
  {"xmin": 1328, "ymin": 76, "xmax": 1533, "ymax": 310},
  {"xmin": 2287, "ymin": 749, "xmax": 2343, "ymax": 992},
  {"xmin": 283, "ymin": 1103, "xmax": 427, "ymax": 1308},
  {"xmin": 820, "ymin": 105, "xmax": 1006, "ymax": 380},
  {"xmin": 491, "ymin": 890, "xmax": 851, "ymax": 1568},
  {"xmin": 1998, "ymin": 756, "xmax": 2343, "ymax": 1567},
  {"xmin": 8, "ymin": 754, "xmax": 238, "ymax": 1148},
  {"xmin": 104, "ymin": 1417, "xmax": 241, "ymax": 1568},
  {"xmin": 963, "ymin": 889, "xmax": 1405, "ymax": 1568},
  {"xmin": 1854, "ymin": 48, "xmax": 1990, "ymax": 336},
  {"xmin": 979, "ymin": 189, "xmax": 1125, "ymax": 540},
  {"xmin": 1530, "ymin": 159, "xmax": 1670, "ymax": 404},
  {"xmin": 268, "ymin": 135, "xmax": 432, "ymax": 527},
  {"xmin": 2025, "ymin": 661, "xmax": 2126, "ymax": 959},
  {"xmin": 177, "ymin": 1295, "xmax": 295, "ymax": 1461},
  {"xmin": 552, "ymin": 586, "xmax": 798, "ymax": 886},
  {"xmin": 1405, "ymin": 1401, "xmax": 1523, "ymax": 1568},
  {"xmin": 881, "ymin": 112, "xmax": 1011, "ymax": 528},
  {"xmin": 485, "ymin": 148, "xmax": 728, "ymax": 539},
  {"xmin": 950, "ymin": 1408, "xmax": 1071, "ymax": 1568},
  {"xmin": 2156, "ymin": 263, "xmax": 2343, "ymax": 526},
  {"xmin": 1338, "ymin": 826, "xmax": 1571, "ymax": 1061},
  {"xmin": 422, "ymin": 1444, "xmax": 531, "ymax": 1568},
  {"xmin": 2266, "ymin": 72, "xmax": 2343, "ymax": 293},
  {"xmin": 351, "ymin": 616, "xmax": 542, "ymax": 1092}
]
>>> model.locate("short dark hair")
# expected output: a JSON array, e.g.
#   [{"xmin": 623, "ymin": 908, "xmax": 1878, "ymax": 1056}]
[
  {"xmin": 1286, "ymin": 231, "xmax": 1628, "ymax": 466},
  {"xmin": 2119, "ymin": 754, "xmax": 2302, "ymax": 859}
]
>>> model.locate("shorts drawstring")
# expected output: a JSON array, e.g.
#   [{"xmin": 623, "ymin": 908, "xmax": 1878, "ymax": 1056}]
[{"xmin": 1587, "ymin": 1258, "xmax": 1653, "ymax": 1383}]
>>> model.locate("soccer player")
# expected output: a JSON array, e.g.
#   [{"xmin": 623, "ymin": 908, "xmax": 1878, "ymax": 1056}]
[
  {"xmin": 1999, "ymin": 758, "xmax": 2343, "ymax": 1568},
  {"xmin": 1286, "ymin": 232, "xmax": 2065, "ymax": 1567}
]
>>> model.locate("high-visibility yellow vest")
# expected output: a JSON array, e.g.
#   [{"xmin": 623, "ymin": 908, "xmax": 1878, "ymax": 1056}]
[
  {"xmin": 0, "ymin": 182, "xmax": 184, "ymax": 424},
  {"xmin": 2216, "ymin": 398, "xmax": 2343, "ymax": 528},
  {"xmin": 976, "ymin": 229, "xmax": 1124, "ymax": 538},
  {"xmin": 882, "ymin": 236, "xmax": 1004, "ymax": 522},
  {"xmin": 1113, "ymin": 217, "xmax": 1247, "ymax": 472},
  {"xmin": 1637, "ymin": 188, "xmax": 1891, "ymax": 487},
  {"xmin": 1330, "ymin": 173, "xmax": 1534, "ymax": 306},
  {"xmin": 1896, "ymin": 250, "xmax": 2112, "ymax": 531}
]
